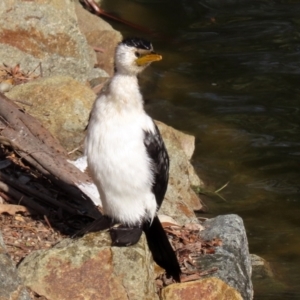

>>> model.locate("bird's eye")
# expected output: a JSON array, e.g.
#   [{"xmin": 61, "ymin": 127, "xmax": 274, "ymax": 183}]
[{"xmin": 135, "ymin": 52, "xmax": 141, "ymax": 57}]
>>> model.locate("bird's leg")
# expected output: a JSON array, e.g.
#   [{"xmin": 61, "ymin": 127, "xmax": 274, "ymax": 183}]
[{"xmin": 110, "ymin": 223, "xmax": 143, "ymax": 247}]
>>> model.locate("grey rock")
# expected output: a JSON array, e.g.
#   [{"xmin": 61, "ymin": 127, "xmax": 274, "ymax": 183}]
[
  {"xmin": 198, "ymin": 214, "xmax": 254, "ymax": 300},
  {"xmin": 0, "ymin": 232, "xmax": 32, "ymax": 300}
]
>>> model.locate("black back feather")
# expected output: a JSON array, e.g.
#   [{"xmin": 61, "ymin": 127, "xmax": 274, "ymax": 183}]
[
  {"xmin": 143, "ymin": 121, "xmax": 181, "ymax": 282},
  {"xmin": 143, "ymin": 122, "xmax": 169, "ymax": 208}
]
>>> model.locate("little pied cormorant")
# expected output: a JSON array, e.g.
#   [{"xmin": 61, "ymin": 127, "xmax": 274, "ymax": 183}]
[{"xmin": 85, "ymin": 37, "xmax": 181, "ymax": 282}]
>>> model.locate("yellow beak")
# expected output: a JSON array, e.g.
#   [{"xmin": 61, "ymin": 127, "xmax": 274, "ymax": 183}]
[{"xmin": 136, "ymin": 54, "xmax": 162, "ymax": 66}]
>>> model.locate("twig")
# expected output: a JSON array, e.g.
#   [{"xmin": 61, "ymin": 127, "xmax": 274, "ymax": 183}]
[
  {"xmin": 180, "ymin": 273, "xmax": 202, "ymax": 282},
  {"xmin": 214, "ymin": 181, "xmax": 229, "ymax": 193},
  {"xmin": 93, "ymin": 46, "xmax": 105, "ymax": 53},
  {"xmin": 44, "ymin": 215, "xmax": 53, "ymax": 232},
  {"xmin": 39, "ymin": 62, "xmax": 43, "ymax": 78},
  {"xmin": 198, "ymin": 267, "xmax": 218, "ymax": 276},
  {"xmin": 6, "ymin": 224, "xmax": 37, "ymax": 232},
  {"xmin": 14, "ymin": 99, "xmax": 33, "ymax": 106},
  {"xmin": 195, "ymin": 181, "xmax": 229, "ymax": 202},
  {"xmin": 0, "ymin": 191, "xmax": 12, "ymax": 202},
  {"xmin": 5, "ymin": 242, "xmax": 28, "ymax": 251},
  {"xmin": 67, "ymin": 145, "xmax": 82, "ymax": 155},
  {"xmin": 0, "ymin": 180, "xmax": 49, "ymax": 215},
  {"xmin": 27, "ymin": 62, "xmax": 42, "ymax": 78},
  {"xmin": 214, "ymin": 182, "xmax": 229, "ymax": 202}
]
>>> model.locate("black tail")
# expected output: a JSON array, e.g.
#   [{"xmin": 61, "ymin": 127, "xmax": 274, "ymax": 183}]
[{"xmin": 143, "ymin": 216, "xmax": 181, "ymax": 282}]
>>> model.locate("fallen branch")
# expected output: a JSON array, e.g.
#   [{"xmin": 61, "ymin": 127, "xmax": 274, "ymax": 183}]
[
  {"xmin": 0, "ymin": 171, "xmax": 81, "ymax": 216},
  {"xmin": 0, "ymin": 181, "xmax": 48, "ymax": 215}
]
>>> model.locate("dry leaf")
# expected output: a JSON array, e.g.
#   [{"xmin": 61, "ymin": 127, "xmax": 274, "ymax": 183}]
[
  {"xmin": 0, "ymin": 204, "xmax": 28, "ymax": 215},
  {"xmin": 0, "ymin": 63, "xmax": 40, "ymax": 86},
  {"xmin": 15, "ymin": 214, "xmax": 26, "ymax": 221}
]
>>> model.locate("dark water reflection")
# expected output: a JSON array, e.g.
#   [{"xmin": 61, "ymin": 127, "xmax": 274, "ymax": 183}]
[{"xmin": 102, "ymin": 0, "xmax": 300, "ymax": 298}]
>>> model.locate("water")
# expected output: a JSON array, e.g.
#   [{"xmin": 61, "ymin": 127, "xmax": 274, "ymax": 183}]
[{"xmin": 101, "ymin": 0, "xmax": 300, "ymax": 298}]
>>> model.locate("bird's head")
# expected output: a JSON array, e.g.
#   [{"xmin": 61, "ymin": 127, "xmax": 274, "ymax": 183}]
[{"xmin": 114, "ymin": 37, "xmax": 162, "ymax": 75}]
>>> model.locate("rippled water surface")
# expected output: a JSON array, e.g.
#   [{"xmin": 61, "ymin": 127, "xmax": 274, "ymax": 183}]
[{"xmin": 101, "ymin": 0, "xmax": 300, "ymax": 298}]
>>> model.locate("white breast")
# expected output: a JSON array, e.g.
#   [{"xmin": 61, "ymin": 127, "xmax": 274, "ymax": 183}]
[{"xmin": 85, "ymin": 82, "xmax": 157, "ymax": 226}]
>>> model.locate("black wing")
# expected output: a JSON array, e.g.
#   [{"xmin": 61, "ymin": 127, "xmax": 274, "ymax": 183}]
[{"xmin": 144, "ymin": 122, "xmax": 169, "ymax": 209}]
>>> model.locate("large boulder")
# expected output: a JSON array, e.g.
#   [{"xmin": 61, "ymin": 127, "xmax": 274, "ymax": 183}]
[
  {"xmin": 18, "ymin": 231, "xmax": 159, "ymax": 300},
  {"xmin": 6, "ymin": 75, "xmax": 96, "ymax": 152},
  {"xmin": 0, "ymin": 232, "xmax": 31, "ymax": 300},
  {"xmin": 0, "ymin": 0, "xmax": 104, "ymax": 83}
]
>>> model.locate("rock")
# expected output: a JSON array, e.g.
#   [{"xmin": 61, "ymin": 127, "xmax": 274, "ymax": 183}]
[
  {"xmin": 0, "ymin": 0, "xmax": 103, "ymax": 83},
  {"xmin": 250, "ymin": 254, "xmax": 287, "ymax": 298},
  {"xmin": 251, "ymin": 254, "xmax": 274, "ymax": 280},
  {"xmin": 156, "ymin": 121, "xmax": 204, "ymax": 224},
  {"xmin": 0, "ymin": 232, "xmax": 31, "ymax": 300},
  {"xmin": 167, "ymin": 125, "xmax": 195, "ymax": 160},
  {"xmin": 161, "ymin": 277, "xmax": 243, "ymax": 300},
  {"xmin": 18, "ymin": 231, "xmax": 158, "ymax": 300},
  {"xmin": 198, "ymin": 215, "xmax": 253, "ymax": 300},
  {"xmin": 75, "ymin": 2, "xmax": 122, "ymax": 77},
  {"xmin": 6, "ymin": 76, "xmax": 96, "ymax": 152}
]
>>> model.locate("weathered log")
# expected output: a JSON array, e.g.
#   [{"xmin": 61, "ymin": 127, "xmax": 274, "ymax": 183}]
[
  {"xmin": 0, "ymin": 92, "xmax": 101, "ymax": 219},
  {"xmin": 0, "ymin": 171, "xmax": 80, "ymax": 216}
]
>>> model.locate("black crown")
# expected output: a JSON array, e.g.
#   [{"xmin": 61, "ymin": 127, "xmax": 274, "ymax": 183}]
[{"xmin": 121, "ymin": 37, "xmax": 152, "ymax": 50}]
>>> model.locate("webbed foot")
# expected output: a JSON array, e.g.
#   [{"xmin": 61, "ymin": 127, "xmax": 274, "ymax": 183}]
[{"xmin": 110, "ymin": 225, "xmax": 143, "ymax": 246}]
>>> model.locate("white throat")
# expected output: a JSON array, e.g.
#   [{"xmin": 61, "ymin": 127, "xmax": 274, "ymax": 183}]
[{"xmin": 108, "ymin": 73, "xmax": 144, "ymax": 111}]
